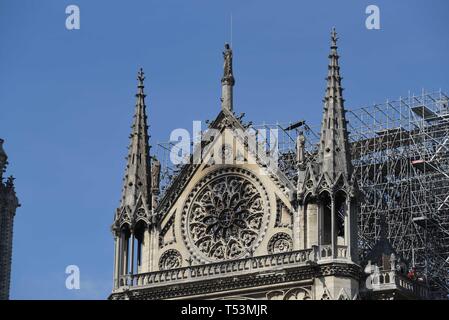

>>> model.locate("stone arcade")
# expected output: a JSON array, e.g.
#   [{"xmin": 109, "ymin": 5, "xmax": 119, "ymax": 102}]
[{"xmin": 109, "ymin": 29, "xmax": 430, "ymax": 300}]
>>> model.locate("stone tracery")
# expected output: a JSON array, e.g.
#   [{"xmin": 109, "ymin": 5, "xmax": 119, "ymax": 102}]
[
  {"xmin": 267, "ymin": 232, "xmax": 293, "ymax": 254},
  {"xmin": 159, "ymin": 249, "xmax": 182, "ymax": 270},
  {"xmin": 183, "ymin": 168, "xmax": 270, "ymax": 262}
]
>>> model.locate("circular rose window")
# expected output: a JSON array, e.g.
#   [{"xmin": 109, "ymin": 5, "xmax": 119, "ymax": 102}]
[{"xmin": 182, "ymin": 168, "xmax": 270, "ymax": 262}]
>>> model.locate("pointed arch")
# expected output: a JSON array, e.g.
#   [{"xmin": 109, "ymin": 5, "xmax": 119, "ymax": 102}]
[
  {"xmin": 319, "ymin": 191, "xmax": 332, "ymax": 246},
  {"xmin": 284, "ymin": 287, "xmax": 313, "ymax": 300},
  {"xmin": 119, "ymin": 224, "xmax": 132, "ymax": 277},
  {"xmin": 302, "ymin": 193, "xmax": 320, "ymax": 248},
  {"xmin": 335, "ymin": 190, "xmax": 347, "ymax": 245},
  {"xmin": 134, "ymin": 220, "xmax": 147, "ymax": 272},
  {"xmin": 266, "ymin": 290, "xmax": 284, "ymax": 300}
]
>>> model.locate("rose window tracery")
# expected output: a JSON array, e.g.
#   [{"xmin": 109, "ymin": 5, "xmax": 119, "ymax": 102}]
[
  {"xmin": 267, "ymin": 232, "xmax": 293, "ymax": 254},
  {"xmin": 183, "ymin": 169, "xmax": 269, "ymax": 262},
  {"xmin": 159, "ymin": 249, "xmax": 182, "ymax": 270}
]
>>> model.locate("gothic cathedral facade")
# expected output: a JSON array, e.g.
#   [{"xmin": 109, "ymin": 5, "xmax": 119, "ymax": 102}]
[{"xmin": 109, "ymin": 30, "xmax": 427, "ymax": 300}]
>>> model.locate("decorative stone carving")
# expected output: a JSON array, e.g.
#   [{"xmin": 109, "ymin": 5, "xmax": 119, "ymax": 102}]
[
  {"xmin": 159, "ymin": 249, "xmax": 182, "ymax": 270},
  {"xmin": 337, "ymin": 289, "xmax": 351, "ymax": 300},
  {"xmin": 284, "ymin": 288, "xmax": 312, "ymax": 300},
  {"xmin": 267, "ymin": 232, "xmax": 293, "ymax": 254},
  {"xmin": 319, "ymin": 178, "xmax": 329, "ymax": 190},
  {"xmin": 266, "ymin": 290, "xmax": 284, "ymax": 300},
  {"xmin": 320, "ymin": 288, "xmax": 332, "ymax": 300},
  {"xmin": 159, "ymin": 215, "xmax": 176, "ymax": 248},
  {"xmin": 151, "ymin": 157, "xmax": 161, "ymax": 192},
  {"xmin": 306, "ymin": 180, "xmax": 314, "ymax": 189},
  {"xmin": 136, "ymin": 207, "xmax": 147, "ymax": 219},
  {"xmin": 266, "ymin": 287, "xmax": 312, "ymax": 300},
  {"xmin": 116, "ymin": 207, "xmax": 131, "ymax": 228},
  {"xmin": 321, "ymin": 293, "xmax": 330, "ymax": 300},
  {"xmin": 275, "ymin": 198, "xmax": 293, "ymax": 228},
  {"xmin": 182, "ymin": 168, "xmax": 270, "ymax": 262},
  {"xmin": 221, "ymin": 43, "xmax": 235, "ymax": 86}
]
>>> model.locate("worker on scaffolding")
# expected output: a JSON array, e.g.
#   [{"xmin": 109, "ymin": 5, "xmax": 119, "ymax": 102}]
[{"xmin": 407, "ymin": 267, "xmax": 417, "ymax": 281}]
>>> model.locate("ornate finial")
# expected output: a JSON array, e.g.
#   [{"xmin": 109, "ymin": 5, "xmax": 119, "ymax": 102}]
[
  {"xmin": 151, "ymin": 156, "xmax": 161, "ymax": 193},
  {"xmin": 220, "ymin": 43, "xmax": 235, "ymax": 111},
  {"xmin": 331, "ymin": 27, "xmax": 338, "ymax": 48},
  {"xmin": 296, "ymin": 132, "xmax": 306, "ymax": 165},
  {"xmin": 137, "ymin": 68, "xmax": 145, "ymax": 88},
  {"xmin": 222, "ymin": 43, "xmax": 235, "ymax": 86}
]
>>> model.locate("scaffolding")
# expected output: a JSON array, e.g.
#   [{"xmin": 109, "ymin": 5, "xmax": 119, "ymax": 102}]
[
  {"xmin": 153, "ymin": 90, "xmax": 449, "ymax": 298},
  {"xmin": 347, "ymin": 90, "xmax": 449, "ymax": 297}
]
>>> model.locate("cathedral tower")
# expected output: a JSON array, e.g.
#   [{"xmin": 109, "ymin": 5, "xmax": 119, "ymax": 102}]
[
  {"xmin": 298, "ymin": 28, "xmax": 358, "ymax": 259},
  {"xmin": 111, "ymin": 69, "xmax": 160, "ymax": 289},
  {"xmin": 296, "ymin": 28, "xmax": 359, "ymax": 298},
  {"xmin": 0, "ymin": 139, "xmax": 20, "ymax": 300}
]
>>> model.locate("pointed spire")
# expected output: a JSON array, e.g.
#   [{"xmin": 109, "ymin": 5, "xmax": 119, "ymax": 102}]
[
  {"xmin": 120, "ymin": 68, "xmax": 152, "ymax": 209},
  {"xmin": 221, "ymin": 43, "xmax": 235, "ymax": 111},
  {"xmin": 318, "ymin": 28, "xmax": 352, "ymax": 180}
]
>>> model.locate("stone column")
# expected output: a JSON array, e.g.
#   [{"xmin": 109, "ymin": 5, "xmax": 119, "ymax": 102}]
[
  {"xmin": 121, "ymin": 231, "xmax": 128, "ymax": 277},
  {"xmin": 345, "ymin": 197, "xmax": 351, "ymax": 260},
  {"xmin": 331, "ymin": 196, "xmax": 336, "ymax": 259},
  {"xmin": 293, "ymin": 205, "xmax": 301, "ymax": 250},
  {"xmin": 139, "ymin": 226, "xmax": 151, "ymax": 273},
  {"xmin": 149, "ymin": 226, "xmax": 160, "ymax": 272},
  {"xmin": 113, "ymin": 235, "xmax": 120, "ymax": 289},
  {"xmin": 221, "ymin": 84, "xmax": 233, "ymax": 111},
  {"xmin": 130, "ymin": 233, "xmax": 135, "ymax": 275}
]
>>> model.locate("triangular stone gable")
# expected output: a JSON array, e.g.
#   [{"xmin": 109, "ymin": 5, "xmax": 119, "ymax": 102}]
[
  {"xmin": 157, "ymin": 109, "xmax": 294, "ymax": 223},
  {"xmin": 320, "ymin": 286, "xmax": 332, "ymax": 300},
  {"xmin": 133, "ymin": 192, "xmax": 152, "ymax": 225},
  {"xmin": 115, "ymin": 205, "xmax": 131, "ymax": 229},
  {"xmin": 337, "ymin": 288, "xmax": 351, "ymax": 300},
  {"xmin": 316, "ymin": 172, "xmax": 332, "ymax": 193},
  {"xmin": 298, "ymin": 162, "xmax": 317, "ymax": 196}
]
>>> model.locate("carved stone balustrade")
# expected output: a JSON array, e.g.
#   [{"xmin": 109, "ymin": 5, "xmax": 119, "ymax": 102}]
[{"xmin": 114, "ymin": 248, "xmax": 317, "ymax": 291}]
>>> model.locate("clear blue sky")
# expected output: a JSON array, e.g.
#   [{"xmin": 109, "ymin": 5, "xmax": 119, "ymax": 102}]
[{"xmin": 0, "ymin": 0, "xmax": 448, "ymax": 299}]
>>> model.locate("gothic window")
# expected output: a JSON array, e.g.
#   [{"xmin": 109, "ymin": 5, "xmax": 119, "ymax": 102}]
[
  {"xmin": 320, "ymin": 192, "xmax": 332, "ymax": 245},
  {"xmin": 120, "ymin": 225, "xmax": 131, "ymax": 275},
  {"xmin": 134, "ymin": 221, "xmax": 146, "ymax": 269},
  {"xmin": 335, "ymin": 191, "xmax": 346, "ymax": 243},
  {"xmin": 182, "ymin": 168, "xmax": 270, "ymax": 262}
]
